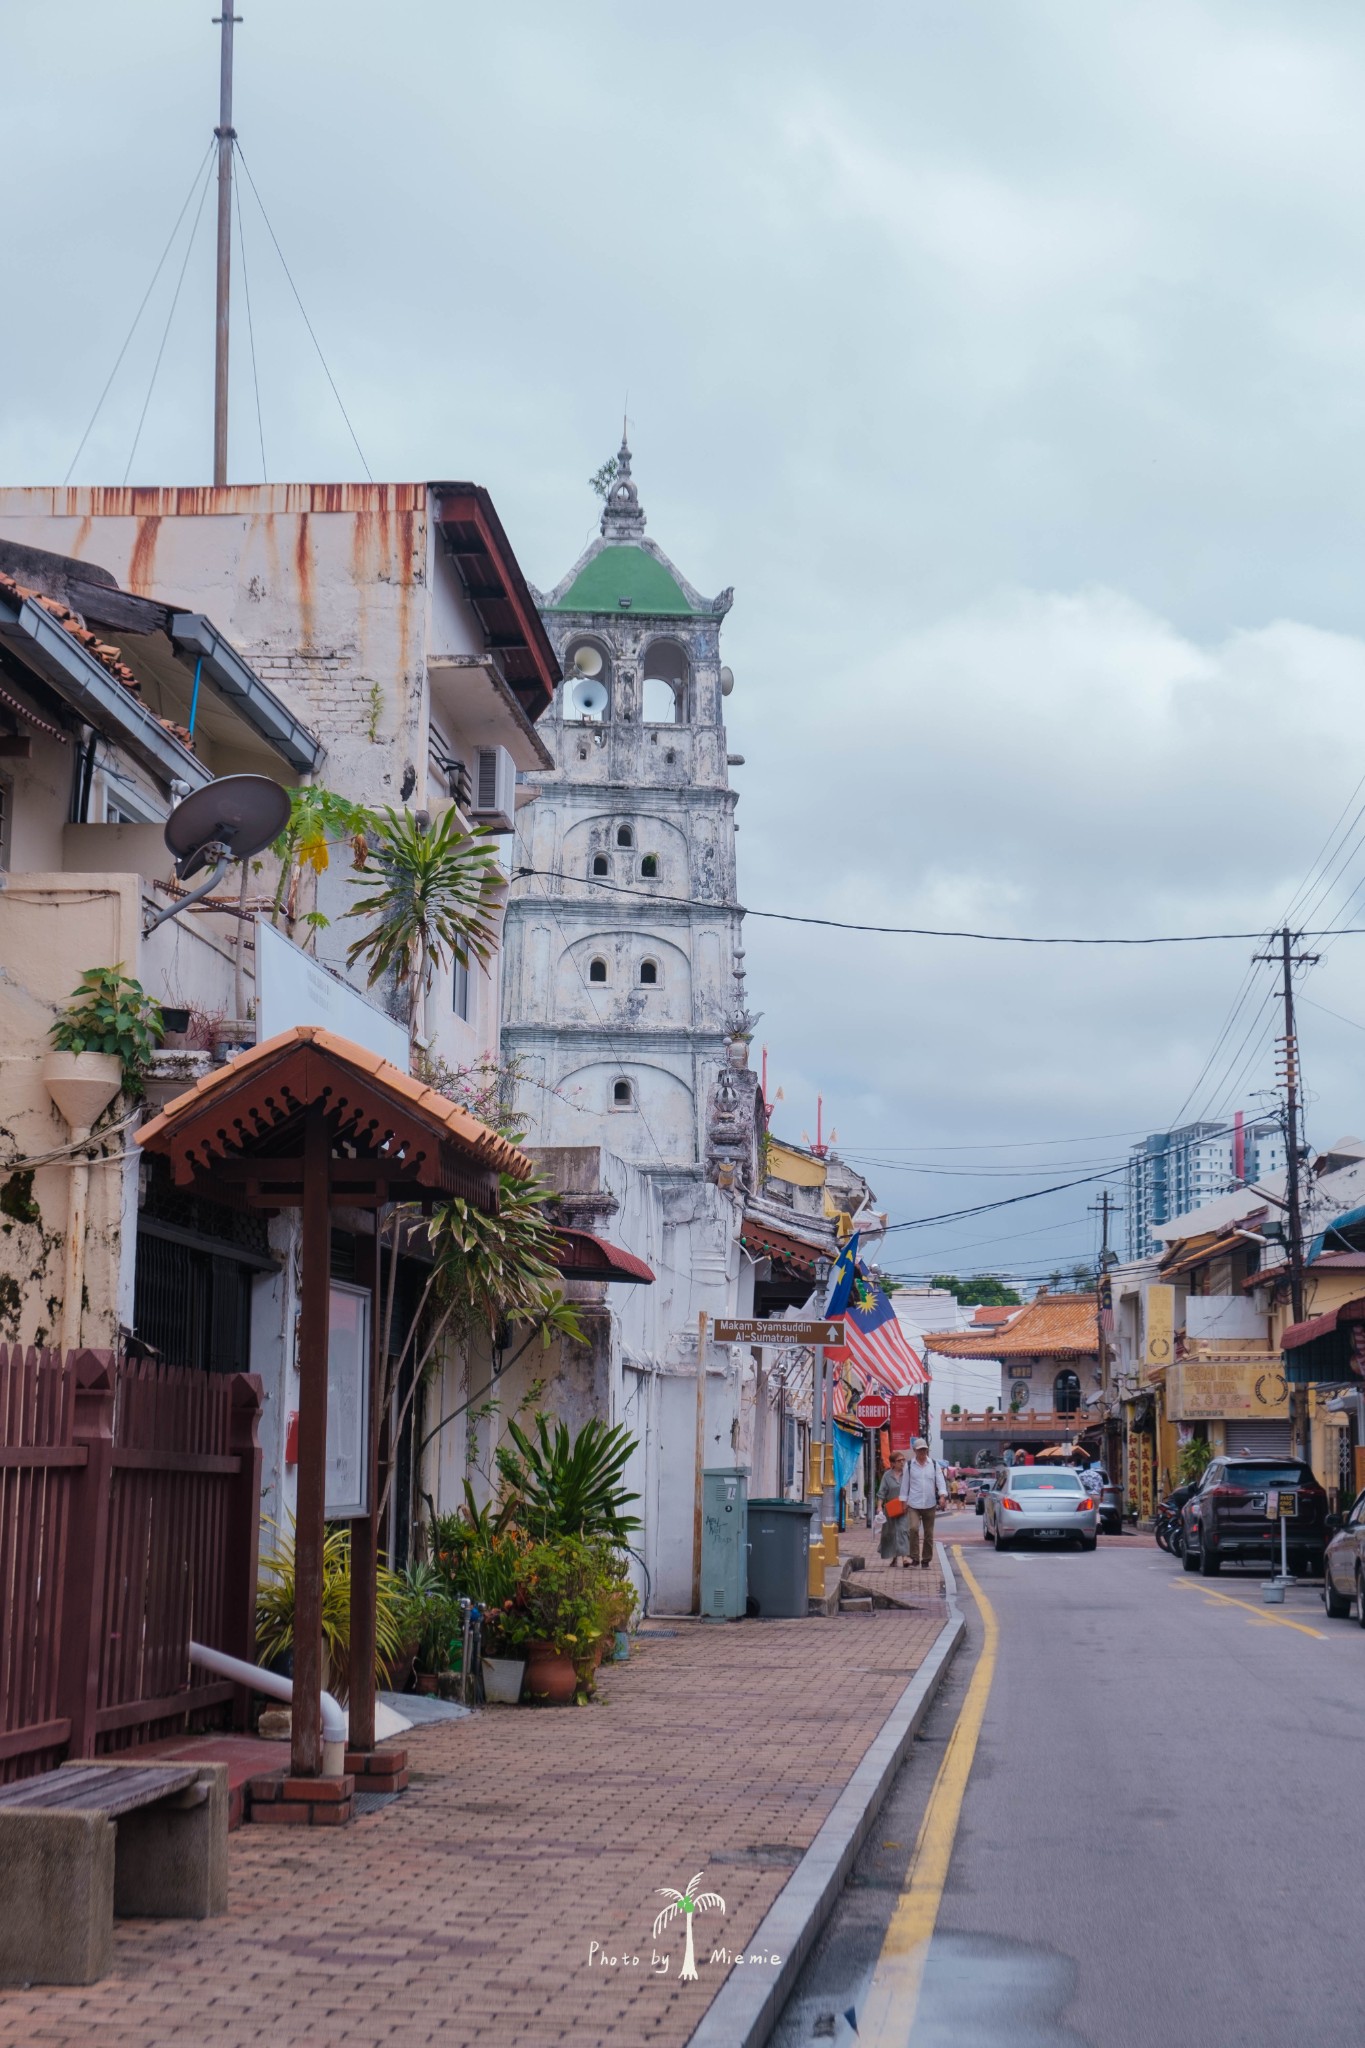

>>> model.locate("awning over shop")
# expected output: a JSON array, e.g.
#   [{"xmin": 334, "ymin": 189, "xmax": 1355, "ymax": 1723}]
[
  {"xmin": 738, "ymin": 1216, "xmax": 826, "ymax": 1278},
  {"xmin": 1308, "ymin": 1206, "xmax": 1365, "ymax": 1265},
  {"xmin": 552, "ymin": 1228, "xmax": 654, "ymax": 1285},
  {"xmin": 1281, "ymin": 1295, "xmax": 1365, "ymax": 1351}
]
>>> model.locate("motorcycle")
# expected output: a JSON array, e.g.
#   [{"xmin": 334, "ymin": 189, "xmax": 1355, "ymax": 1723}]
[{"xmin": 1154, "ymin": 1480, "xmax": 1197, "ymax": 1556}]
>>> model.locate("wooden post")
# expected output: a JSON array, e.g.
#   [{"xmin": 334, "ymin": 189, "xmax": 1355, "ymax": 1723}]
[
  {"xmin": 224, "ymin": 1373, "xmax": 264, "ymax": 1729},
  {"xmin": 55, "ymin": 1352, "xmax": 116, "ymax": 1759},
  {"xmin": 291, "ymin": 1108, "xmax": 331, "ymax": 1778},
  {"xmin": 691, "ymin": 1312, "xmax": 708, "ymax": 1615},
  {"xmin": 348, "ymin": 1227, "xmax": 381, "ymax": 1757}
]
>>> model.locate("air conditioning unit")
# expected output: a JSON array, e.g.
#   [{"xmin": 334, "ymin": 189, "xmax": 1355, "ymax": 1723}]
[{"xmin": 472, "ymin": 745, "xmax": 516, "ymax": 832}]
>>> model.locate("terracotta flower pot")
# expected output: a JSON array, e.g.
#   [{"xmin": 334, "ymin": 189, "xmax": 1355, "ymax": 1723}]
[{"xmin": 523, "ymin": 1640, "xmax": 577, "ymax": 1705}]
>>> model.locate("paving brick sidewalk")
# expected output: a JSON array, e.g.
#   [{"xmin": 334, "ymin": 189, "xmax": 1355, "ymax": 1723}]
[{"xmin": 0, "ymin": 1595, "xmax": 948, "ymax": 2048}]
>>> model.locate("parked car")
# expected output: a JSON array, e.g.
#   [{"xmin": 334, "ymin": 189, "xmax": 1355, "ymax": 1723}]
[
  {"xmin": 1322, "ymin": 1493, "xmax": 1365, "ymax": 1619},
  {"xmin": 983, "ymin": 1467, "xmax": 1098, "ymax": 1550},
  {"xmin": 973, "ymin": 1468, "xmax": 1004, "ymax": 1514},
  {"xmin": 1180, "ymin": 1457, "xmax": 1328, "ymax": 1577},
  {"xmin": 1080, "ymin": 1464, "xmax": 1124, "ymax": 1534}
]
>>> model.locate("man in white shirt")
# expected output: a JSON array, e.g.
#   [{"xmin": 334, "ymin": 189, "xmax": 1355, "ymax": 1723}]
[{"xmin": 899, "ymin": 1438, "xmax": 948, "ymax": 1568}]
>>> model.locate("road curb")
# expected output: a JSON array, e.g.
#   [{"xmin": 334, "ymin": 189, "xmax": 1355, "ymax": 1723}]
[{"xmin": 687, "ymin": 1545, "xmax": 968, "ymax": 2048}]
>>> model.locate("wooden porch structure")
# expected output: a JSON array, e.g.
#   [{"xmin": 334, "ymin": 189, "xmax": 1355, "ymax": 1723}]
[{"xmin": 138, "ymin": 1025, "xmax": 530, "ymax": 1777}]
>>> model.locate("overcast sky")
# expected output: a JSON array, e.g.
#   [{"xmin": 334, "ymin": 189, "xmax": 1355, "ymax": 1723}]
[{"xmin": 7, "ymin": 2, "xmax": 1365, "ymax": 1281}]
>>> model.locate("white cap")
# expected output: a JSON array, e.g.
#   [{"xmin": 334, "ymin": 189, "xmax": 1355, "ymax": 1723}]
[{"xmin": 913, "ymin": 1437, "xmax": 929, "ymax": 1449}]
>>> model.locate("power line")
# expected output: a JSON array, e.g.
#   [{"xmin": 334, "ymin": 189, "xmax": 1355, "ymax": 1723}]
[
  {"xmin": 514, "ymin": 869, "xmax": 1365, "ymax": 947},
  {"xmin": 62, "ymin": 141, "xmax": 215, "ymax": 485},
  {"xmin": 234, "ymin": 144, "xmax": 373, "ymax": 482},
  {"xmin": 123, "ymin": 152, "xmax": 217, "ymax": 485}
]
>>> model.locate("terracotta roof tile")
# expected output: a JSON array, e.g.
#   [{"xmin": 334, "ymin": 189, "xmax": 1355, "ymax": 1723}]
[
  {"xmin": 923, "ymin": 1291, "xmax": 1099, "ymax": 1358},
  {"xmin": 138, "ymin": 1024, "xmax": 533, "ymax": 1180}
]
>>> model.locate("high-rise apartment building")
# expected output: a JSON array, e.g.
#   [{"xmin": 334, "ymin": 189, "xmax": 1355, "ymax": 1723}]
[{"xmin": 1125, "ymin": 1116, "xmax": 1286, "ymax": 1258}]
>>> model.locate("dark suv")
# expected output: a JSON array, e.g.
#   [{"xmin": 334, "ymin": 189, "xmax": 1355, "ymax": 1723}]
[{"xmin": 1181, "ymin": 1457, "xmax": 1327, "ymax": 1577}]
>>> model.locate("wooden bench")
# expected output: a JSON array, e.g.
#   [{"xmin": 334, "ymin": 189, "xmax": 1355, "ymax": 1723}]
[{"xmin": 0, "ymin": 1758, "xmax": 228, "ymax": 1985}]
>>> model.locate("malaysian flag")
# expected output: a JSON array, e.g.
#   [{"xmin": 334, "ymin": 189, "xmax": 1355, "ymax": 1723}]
[{"xmin": 824, "ymin": 1273, "xmax": 927, "ymax": 1394}]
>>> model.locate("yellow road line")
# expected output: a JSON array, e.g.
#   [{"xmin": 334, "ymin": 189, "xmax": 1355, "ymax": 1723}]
[
  {"xmin": 1170, "ymin": 1579, "xmax": 1326, "ymax": 1638},
  {"xmin": 858, "ymin": 1545, "xmax": 997, "ymax": 2046}
]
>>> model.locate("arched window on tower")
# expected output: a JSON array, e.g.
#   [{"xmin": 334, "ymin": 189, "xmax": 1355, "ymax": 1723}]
[
  {"xmin": 616, "ymin": 825, "xmax": 634, "ymax": 848},
  {"xmin": 564, "ymin": 639, "xmax": 611, "ymax": 723},
  {"xmin": 591, "ymin": 854, "xmax": 609, "ymax": 877},
  {"xmin": 639, "ymin": 960, "xmax": 658, "ymax": 986},
  {"xmin": 640, "ymin": 854, "xmax": 659, "ymax": 879},
  {"xmin": 589, "ymin": 957, "xmax": 608, "ymax": 983},
  {"xmin": 1053, "ymin": 1370, "xmax": 1081, "ymax": 1416},
  {"xmin": 642, "ymin": 639, "xmax": 690, "ymax": 724},
  {"xmin": 612, "ymin": 1078, "xmax": 634, "ymax": 1108}
]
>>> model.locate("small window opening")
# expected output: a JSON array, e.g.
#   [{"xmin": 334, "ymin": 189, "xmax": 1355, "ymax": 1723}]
[
  {"xmin": 616, "ymin": 825, "xmax": 634, "ymax": 848},
  {"xmin": 639, "ymin": 961, "xmax": 658, "ymax": 986},
  {"xmin": 613, "ymin": 1079, "xmax": 633, "ymax": 1107},
  {"xmin": 591, "ymin": 854, "xmax": 609, "ymax": 876},
  {"xmin": 589, "ymin": 957, "xmax": 608, "ymax": 983},
  {"xmin": 640, "ymin": 854, "xmax": 659, "ymax": 879}
]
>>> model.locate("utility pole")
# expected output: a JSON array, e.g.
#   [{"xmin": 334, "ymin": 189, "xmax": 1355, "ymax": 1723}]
[
  {"xmin": 1254, "ymin": 927, "xmax": 1319, "ymax": 1326},
  {"xmin": 212, "ymin": 8, "xmax": 241, "ymax": 487}
]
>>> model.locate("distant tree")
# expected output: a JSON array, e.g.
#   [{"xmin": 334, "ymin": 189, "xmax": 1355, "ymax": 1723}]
[
  {"xmin": 1070, "ymin": 1262, "xmax": 1098, "ymax": 1292},
  {"xmin": 932, "ymin": 1273, "xmax": 1022, "ymax": 1308},
  {"xmin": 588, "ymin": 455, "xmax": 619, "ymax": 499},
  {"xmin": 1047, "ymin": 1270, "xmax": 1065, "ymax": 1290}
]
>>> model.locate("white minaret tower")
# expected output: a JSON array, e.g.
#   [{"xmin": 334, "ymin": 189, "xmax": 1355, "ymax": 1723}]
[{"xmin": 503, "ymin": 438, "xmax": 751, "ymax": 1173}]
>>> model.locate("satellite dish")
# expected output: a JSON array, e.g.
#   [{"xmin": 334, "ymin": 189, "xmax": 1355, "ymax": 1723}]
[
  {"xmin": 164, "ymin": 773, "xmax": 292, "ymax": 880},
  {"xmin": 719, "ymin": 666, "xmax": 735, "ymax": 696},
  {"xmin": 572, "ymin": 646, "xmax": 603, "ymax": 678},
  {"xmin": 573, "ymin": 677, "xmax": 610, "ymax": 717}
]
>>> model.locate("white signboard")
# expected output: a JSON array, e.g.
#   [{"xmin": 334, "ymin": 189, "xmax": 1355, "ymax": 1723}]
[
  {"xmin": 1184, "ymin": 1297, "xmax": 1266, "ymax": 1342},
  {"xmin": 326, "ymin": 1281, "xmax": 371, "ymax": 1519},
  {"xmin": 255, "ymin": 917, "xmax": 408, "ymax": 1072}
]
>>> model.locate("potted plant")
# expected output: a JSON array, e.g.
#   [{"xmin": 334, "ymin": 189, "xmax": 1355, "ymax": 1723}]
[
  {"xmin": 480, "ymin": 1602, "xmax": 534, "ymax": 1703},
  {"xmin": 255, "ymin": 1519, "xmax": 406, "ymax": 1702},
  {"xmin": 518, "ymin": 1536, "xmax": 637, "ymax": 1703}
]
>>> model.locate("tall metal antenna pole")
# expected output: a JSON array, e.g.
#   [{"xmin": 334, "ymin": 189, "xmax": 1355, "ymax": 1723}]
[{"xmin": 212, "ymin": 8, "xmax": 241, "ymax": 486}]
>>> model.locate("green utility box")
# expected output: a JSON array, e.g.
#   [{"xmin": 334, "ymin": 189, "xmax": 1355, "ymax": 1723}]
[{"xmin": 701, "ymin": 1467, "xmax": 749, "ymax": 1619}]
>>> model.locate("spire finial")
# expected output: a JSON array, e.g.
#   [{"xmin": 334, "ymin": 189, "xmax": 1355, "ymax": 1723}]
[{"xmin": 601, "ymin": 426, "xmax": 646, "ymax": 541}]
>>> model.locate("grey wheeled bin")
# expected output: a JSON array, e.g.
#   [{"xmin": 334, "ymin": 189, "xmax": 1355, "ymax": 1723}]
[{"xmin": 746, "ymin": 1498, "xmax": 817, "ymax": 1618}]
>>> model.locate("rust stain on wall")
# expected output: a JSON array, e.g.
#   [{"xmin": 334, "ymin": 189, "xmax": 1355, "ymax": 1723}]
[
  {"xmin": 129, "ymin": 516, "xmax": 161, "ymax": 595},
  {"xmin": 294, "ymin": 512, "xmax": 314, "ymax": 650},
  {"xmin": 394, "ymin": 509, "xmax": 419, "ymax": 680},
  {"xmin": 71, "ymin": 514, "xmax": 93, "ymax": 561},
  {"xmin": 50, "ymin": 483, "xmax": 425, "ymax": 521}
]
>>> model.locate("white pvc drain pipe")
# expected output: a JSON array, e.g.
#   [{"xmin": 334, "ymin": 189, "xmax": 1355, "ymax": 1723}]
[{"xmin": 190, "ymin": 1640, "xmax": 347, "ymax": 1776}]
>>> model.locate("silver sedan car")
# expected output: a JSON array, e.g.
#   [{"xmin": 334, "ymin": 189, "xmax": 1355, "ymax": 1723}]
[{"xmin": 983, "ymin": 1467, "xmax": 1099, "ymax": 1551}]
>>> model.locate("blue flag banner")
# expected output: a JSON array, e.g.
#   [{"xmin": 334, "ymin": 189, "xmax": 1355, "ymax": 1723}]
[
  {"xmin": 832, "ymin": 1420, "xmax": 863, "ymax": 1495},
  {"xmin": 824, "ymin": 1233, "xmax": 860, "ymax": 1317}
]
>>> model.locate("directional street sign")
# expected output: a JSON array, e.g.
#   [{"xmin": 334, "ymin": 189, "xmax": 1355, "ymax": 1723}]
[
  {"xmin": 712, "ymin": 1318, "xmax": 845, "ymax": 1347},
  {"xmin": 854, "ymin": 1391, "xmax": 892, "ymax": 1428}
]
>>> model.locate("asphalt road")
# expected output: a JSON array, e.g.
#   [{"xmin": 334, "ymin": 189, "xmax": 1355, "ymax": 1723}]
[{"xmin": 773, "ymin": 1539, "xmax": 1365, "ymax": 2048}]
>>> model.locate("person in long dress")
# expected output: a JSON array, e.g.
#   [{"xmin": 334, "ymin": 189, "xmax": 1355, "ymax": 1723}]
[{"xmin": 878, "ymin": 1451, "xmax": 911, "ymax": 1566}]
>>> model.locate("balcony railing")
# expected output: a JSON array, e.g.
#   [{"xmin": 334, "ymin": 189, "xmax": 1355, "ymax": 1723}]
[{"xmin": 940, "ymin": 1408, "xmax": 1091, "ymax": 1433}]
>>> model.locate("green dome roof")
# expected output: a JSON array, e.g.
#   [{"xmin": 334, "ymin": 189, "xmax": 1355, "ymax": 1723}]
[{"xmin": 548, "ymin": 545, "xmax": 695, "ymax": 618}]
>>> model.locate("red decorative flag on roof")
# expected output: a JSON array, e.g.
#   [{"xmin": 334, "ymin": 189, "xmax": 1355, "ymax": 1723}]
[{"xmin": 825, "ymin": 1277, "xmax": 927, "ymax": 1393}]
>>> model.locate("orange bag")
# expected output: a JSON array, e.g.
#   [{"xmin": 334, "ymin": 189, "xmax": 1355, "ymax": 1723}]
[{"xmin": 884, "ymin": 1497, "xmax": 907, "ymax": 1519}]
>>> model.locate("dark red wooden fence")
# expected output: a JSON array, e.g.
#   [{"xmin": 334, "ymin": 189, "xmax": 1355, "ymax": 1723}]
[{"xmin": 0, "ymin": 1345, "xmax": 261, "ymax": 1783}]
